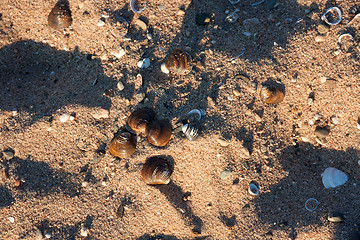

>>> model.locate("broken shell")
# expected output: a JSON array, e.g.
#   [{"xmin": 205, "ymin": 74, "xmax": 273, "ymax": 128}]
[
  {"xmin": 321, "ymin": 167, "xmax": 348, "ymax": 189},
  {"xmin": 48, "ymin": 0, "xmax": 73, "ymax": 30},
  {"xmin": 109, "ymin": 130, "xmax": 136, "ymax": 158},
  {"xmin": 322, "ymin": 7, "xmax": 342, "ymax": 26},
  {"xmin": 161, "ymin": 49, "xmax": 192, "ymax": 75},
  {"xmin": 248, "ymin": 182, "xmax": 260, "ymax": 195},
  {"xmin": 141, "ymin": 156, "xmax": 172, "ymax": 185},
  {"xmin": 127, "ymin": 108, "xmax": 155, "ymax": 133},
  {"xmin": 130, "ymin": 0, "xmax": 147, "ymax": 13},
  {"xmin": 260, "ymin": 85, "xmax": 284, "ymax": 104},
  {"xmin": 305, "ymin": 198, "xmax": 319, "ymax": 211},
  {"xmin": 182, "ymin": 122, "xmax": 201, "ymax": 141},
  {"xmin": 186, "ymin": 109, "xmax": 202, "ymax": 123},
  {"xmin": 146, "ymin": 119, "xmax": 172, "ymax": 147}
]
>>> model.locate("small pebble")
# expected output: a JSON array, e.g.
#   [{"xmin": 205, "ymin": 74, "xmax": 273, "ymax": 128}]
[
  {"xmin": 219, "ymin": 170, "xmax": 232, "ymax": 179},
  {"xmin": 307, "ymin": 97, "xmax": 313, "ymax": 106},
  {"xmin": 243, "ymin": 32, "xmax": 252, "ymax": 36},
  {"xmin": 8, "ymin": 217, "xmax": 14, "ymax": 223},
  {"xmin": 227, "ymin": 95, "xmax": 235, "ymax": 101},
  {"xmin": 111, "ymin": 48, "xmax": 126, "ymax": 59},
  {"xmin": 357, "ymin": 160, "xmax": 360, "ymax": 166},
  {"xmin": 330, "ymin": 115, "xmax": 339, "ymax": 125},
  {"xmin": 315, "ymin": 127, "xmax": 330, "ymax": 139},
  {"xmin": 158, "ymin": 4, "xmax": 166, "ymax": 10},
  {"xmin": 117, "ymin": 82, "xmax": 124, "ymax": 91},
  {"xmin": 217, "ymin": 138, "xmax": 230, "ymax": 147},
  {"xmin": 137, "ymin": 58, "xmax": 150, "ymax": 69},
  {"xmin": 35, "ymin": 228, "xmax": 43, "ymax": 240},
  {"xmin": 238, "ymin": 145, "xmax": 250, "ymax": 158},
  {"xmin": 315, "ymin": 35, "xmax": 326, "ymax": 42},
  {"xmin": 14, "ymin": 180, "xmax": 21, "ymax": 188},
  {"xmin": 82, "ymin": 181, "xmax": 89, "ymax": 187},
  {"xmin": 328, "ymin": 212, "xmax": 344, "ymax": 223},
  {"xmin": 135, "ymin": 19, "xmax": 147, "ymax": 31},
  {"xmin": 316, "ymin": 23, "xmax": 330, "ymax": 34},
  {"xmin": 301, "ymin": 136, "xmax": 310, "ymax": 142},
  {"xmin": 80, "ymin": 227, "xmax": 89, "ymax": 237},
  {"xmin": 226, "ymin": 11, "xmax": 239, "ymax": 23},
  {"xmin": 59, "ymin": 113, "xmax": 70, "ymax": 123},
  {"xmin": 92, "ymin": 109, "xmax": 109, "ymax": 119},
  {"xmin": 320, "ymin": 76, "xmax": 327, "ymax": 83},
  {"xmin": 3, "ymin": 151, "xmax": 14, "ymax": 160},
  {"xmin": 233, "ymin": 90, "xmax": 241, "ymax": 97},
  {"xmin": 69, "ymin": 115, "xmax": 75, "ymax": 121},
  {"xmin": 146, "ymin": 33, "xmax": 152, "ymax": 40},
  {"xmin": 97, "ymin": 20, "xmax": 105, "ymax": 27},
  {"xmin": 44, "ymin": 233, "xmax": 51, "ymax": 239},
  {"xmin": 135, "ymin": 93, "xmax": 146, "ymax": 102}
]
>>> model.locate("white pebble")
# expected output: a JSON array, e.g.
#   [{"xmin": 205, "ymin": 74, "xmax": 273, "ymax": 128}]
[
  {"xmin": 146, "ymin": 33, "xmax": 152, "ymax": 40},
  {"xmin": 137, "ymin": 58, "xmax": 151, "ymax": 69},
  {"xmin": 44, "ymin": 233, "xmax": 51, "ymax": 239},
  {"xmin": 97, "ymin": 20, "xmax": 105, "ymax": 27},
  {"xmin": 59, "ymin": 113, "xmax": 70, "ymax": 122},
  {"xmin": 117, "ymin": 81, "xmax": 125, "ymax": 91},
  {"xmin": 315, "ymin": 35, "xmax": 326, "ymax": 42},
  {"xmin": 243, "ymin": 32, "xmax": 251, "ymax": 36},
  {"xmin": 8, "ymin": 217, "xmax": 15, "ymax": 223},
  {"xmin": 69, "ymin": 115, "xmax": 75, "ymax": 121},
  {"xmin": 314, "ymin": 113, "xmax": 320, "ymax": 120},
  {"xmin": 320, "ymin": 76, "xmax": 327, "ymax": 83},
  {"xmin": 111, "ymin": 48, "xmax": 126, "ymax": 59},
  {"xmin": 330, "ymin": 115, "xmax": 339, "ymax": 125},
  {"xmin": 357, "ymin": 122, "xmax": 360, "ymax": 130},
  {"xmin": 358, "ymin": 160, "xmax": 360, "ymax": 166},
  {"xmin": 309, "ymin": 119, "xmax": 314, "ymax": 125},
  {"xmin": 80, "ymin": 227, "xmax": 89, "ymax": 237},
  {"xmin": 101, "ymin": 13, "xmax": 110, "ymax": 18},
  {"xmin": 301, "ymin": 136, "xmax": 310, "ymax": 142}
]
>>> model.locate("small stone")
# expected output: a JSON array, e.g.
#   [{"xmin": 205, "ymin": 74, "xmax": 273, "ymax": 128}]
[
  {"xmin": 14, "ymin": 180, "xmax": 21, "ymax": 188},
  {"xmin": 320, "ymin": 76, "xmax": 327, "ymax": 83},
  {"xmin": 80, "ymin": 227, "xmax": 89, "ymax": 237},
  {"xmin": 3, "ymin": 151, "xmax": 14, "ymax": 160},
  {"xmin": 146, "ymin": 33, "xmax": 152, "ymax": 40},
  {"xmin": 227, "ymin": 95, "xmax": 235, "ymax": 101},
  {"xmin": 116, "ymin": 203, "xmax": 125, "ymax": 218},
  {"xmin": 315, "ymin": 127, "xmax": 330, "ymax": 139},
  {"xmin": 315, "ymin": 35, "xmax": 326, "ymax": 42},
  {"xmin": 35, "ymin": 228, "xmax": 43, "ymax": 240},
  {"xmin": 242, "ymin": 204, "xmax": 251, "ymax": 212},
  {"xmin": 233, "ymin": 90, "xmax": 241, "ymax": 97},
  {"xmin": 59, "ymin": 113, "xmax": 70, "ymax": 122},
  {"xmin": 137, "ymin": 58, "xmax": 150, "ymax": 69},
  {"xmin": 301, "ymin": 136, "xmax": 310, "ymax": 142},
  {"xmin": 135, "ymin": 93, "xmax": 146, "ymax": 102},
  {"xmin": 135, "ymin": 19, "xmax": 147, "ymax": 31},
  {"xmin": 92, "ymin": 109, "xmax": 109, "ymax": 119},
  {"xmin": 102, "ymin": 13, "xmax": 110, "ymax": 18},
  {"xmin": 196, "ymin": 13, "xmax": 211, "ymax": 26},
  {"xmin": 117, "ymin": 82, "xmax": 124, "ymax": 91},
  {"xmin": 111, "ymin": 48, "xmax": 126, "ymax": 59},
  {"xmin": 330, "ymin": 116, "xmax": 339, "ymax": 125},
  {"xmin": 8, "ymin": 217, "xmax": 14, "ymax": 223},
  {"xmin": 317, "ymin": 23, "xmax": 330, "ymax": 34},
  {"xmin": 325, "ymin": 79, "xmax": 337, "ymax": 88},
  {"xmin": 44, "ymin": 233, "xmax": 51, "ymax": 239},
  {"xmin": 97, "ymin": 20, "xmax": 105, "ymax": 27},
  {"xmin": 358, "ymin": 160, "xmax": 360, "ymax": 166},
  {"xmin": 328, "ymin": 212, "xmax": 344, "ymax": 223},
  {"xmin": 82, "ymin": 181, "xmax": 89, "ymax": 187},
  {"xmin": 69, "ymin": 115, "xmax": 75, "ymax": 121},
  {"xmin": 238, "ymin": 145, "xmax": 250, "ymax": 158},
  {"xmin": 217, "ymin": 138, "xmax": 230, "ymax": 147},
  {"xmin": 307, "ymin": 97, "xmax": 313, "ymax": 106},
  {"xmin": 219, "ymin": 170, "xmax": 232, "ymax": 179}
]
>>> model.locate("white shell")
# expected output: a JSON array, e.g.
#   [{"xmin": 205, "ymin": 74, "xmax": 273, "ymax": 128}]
[
  {"xmin": 248, "ymin": 183, "xmax": 259, "ymax": 195},
  {"xmin": 321, "ymin": 7, "xmax": 342, "ymax": 25},
  {"xmin": 321, "ymin": 167, "xmax": 348, "ymax": 189},
  {"xmin": 161, "ymin": 63, "xmax": 169, "ymax": 74},
  {"xmin": 130, "ymin": 0, "xmax": 147, "ymax": 13},
  {"xmin": 182, "ymin": 123, "xmax": 200, "ymax": 141}
]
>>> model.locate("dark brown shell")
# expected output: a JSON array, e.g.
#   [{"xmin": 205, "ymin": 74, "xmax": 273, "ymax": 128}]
[
  {"xmin": 127, "ymin": 108, "xmax": 155, "ymax": 133},
  {"xmin": 145, "ymin": 119, "xmax": 172, "ymax": 147},
  {"xmin": 48, "ymin": 0, "xmax": 72, "ymax": 30},
  {"xmin": 109, "ymin": 131, "xmax": 136, "ymax": 158},
  {"xmin": 164, "ymin": 49, "xmax": 191, "ymax": 75},
  {"xmin": 260, "ymin": 86, "xmax": 285, "ymax": 104},
  {"xmin": 141, "ymin": 156, "xmax": 172, "ymax": 185}
]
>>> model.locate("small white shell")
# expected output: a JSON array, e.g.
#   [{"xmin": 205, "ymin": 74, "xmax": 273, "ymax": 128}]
[
  {"xmin": 248, "ymin": 182, "xmax": 260, "ymax": 195},
  {"xmin": 322, "ymin": 7, "xmax": 342, "ymax": 26},
  {"xmin": 161, "ymin": 63, "xmax": 169, "ymax": 74},
  {"xmin": 130, "ymin": 0, "xmax": 147, "ymax": 13},
  {"xmin": 321, "ymin": 167, "xmax": 348, "ymax": 189},
  {"xmin": 182, "ymin": 123, "xmax": 200, "ymax": 141}
]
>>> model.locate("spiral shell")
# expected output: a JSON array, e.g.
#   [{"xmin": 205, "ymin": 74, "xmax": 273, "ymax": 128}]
[
  {"xmin": 182, "ymin": 122, "xmax": 201, "ymax": 141},
  {"xmin": 146, "ymin": 119, "xmax": 172, "ymax": 147},
  {"xmin": 260, "ymin": 85, "xmax": 284, "ymax": 104},
  {"xmin": 127, "ymin": 108, "xmax": 155, "ymax": 133},
  {"xmin": 48, "ymin": 0, "xmax": 73, "ymax": 30},
  {"xmin": 141, "ymin": 156, "xmax": 172, "ymax": 185},
  {"xmin": 109, "ymin": 130, "xmax": 136, "ymax": 158},
  {"xmin": 161, "ymin": 49, "xmax": 191, "ymax": 75}
]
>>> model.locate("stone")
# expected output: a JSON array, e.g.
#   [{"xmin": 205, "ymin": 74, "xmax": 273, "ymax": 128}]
[
  {"xmin": 219, "ymin": 170, "xmax": 232, "ymax": 179},
  {"xmin": 315, "ymin": 127, "xmax": 330, "ymax": 139},
  {"xmin": 80, "ymin": 227, "xmax": 89, "ymax": 237},
  {"xmin": 233, "ymin": 90, "xmax": 241, "ymax": 97},
  {"xmin": 117, "ymin": 82, "xmax": 124, "ymax": 91},
  {"xmin": 301, "ymin": 136, "xmax": 310, "ymax": 142},
  {"xmin": 135, "ymin": 93, "xmax": 146, "ymax": 102},
  {"xmin": 238, "ymin": 145, "xmax": 250, "ymax": 158},
  {"xmin": 3, "ymin": 151, "xmax": 14, "ymax": 160},
  {"xmin": 135, "ymin": 19, "xmax": 147, "ymax": 31},
  {"xmin": 315, "ymin": 35, "xmax": 326, "ymax": 42},
  {"xmin": 59, "ymin": 113, "xmax": 70, "ymax": 122},
  {"xmin": 92, "ymin": 109, "xmax": 109, "ymax": 119},
  {"xmin": 97, "ymin": 19, "xmax": 105, "ymax": 27},
  {"xmin": 111, "ymin": 48, "xmax": 126, "ymax": 59},
  {"xmin": 325, "ymin": 79, "xmax": 337, "ymax": 88},
  {"xmin": 8, "ymin": 217, "xmax": 14, "ymax": 223},
  {"xmin": 330, "ymin": 115, "xmax": 339, "ymax": 125},
  {"xmin": 328, "ymin": 212, "xmax": 344, "ymax": 223},
  {"xmin": 317, "ymin": 23, "xmax": 330, "ymax": 34},
  {"xmin": 225, "ymin": 11, "xmax": 239, "ymax": 23},
  {"xmin": 217, "ymin": 138, "xmax": 231, "ymax": 147}
]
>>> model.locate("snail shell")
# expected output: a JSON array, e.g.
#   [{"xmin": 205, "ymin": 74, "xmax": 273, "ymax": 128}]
[
  {"xmin": 127, "ymin": 108, "xmax": 155, "ymax": 133},
  {"xmin": 109, "ymin": 130, "xmax": 136, "ymax": 158},
  {"xmin": 48, "ymin": 0, "xmax": 73, "ymax": 30},
  {"xmin": 260, "ymin": 85, "xmax": 285, "ymax": 104},
  {"xmin": 161, "ymin": 49, "xmax": 191, "ymax": 75},
  {"xmin": 141, "ymin": 156, "xmax": 172, "ymax": 185},
  {"xmin": 182, "ymin": 122, "xmax": 201, "ymax": 141},
  {"xmin": 146, "ymin": 119, "xmax": 172, "ymax": 147}
]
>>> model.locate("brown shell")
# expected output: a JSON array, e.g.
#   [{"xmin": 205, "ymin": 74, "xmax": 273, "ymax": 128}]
[
  {"xmin": 48, "ymin": 0, "xmax": 73, "ymax": 30},
  {"xmin": 164, "ymin": 49, "xmax": 191, "ymax": 75},
  {"xmin": 260, "ymin": 86, "xmax": 285, "ymax": 104},
  {"xmin": 127, "ymin": 108, "xmax": 155, "ymax": 133},
  {"xmin": 109, "ymin": 131, "xmax": 136, "ymax": 158},
  {"xmin": 141, "ymin": 156, "xmax": 172, "ymax": 185},
  {"xmin": 145, "ymin": 119, "xmax": 172, "ymax": 147}
]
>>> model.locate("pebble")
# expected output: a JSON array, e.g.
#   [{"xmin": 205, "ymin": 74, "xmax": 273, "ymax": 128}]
[
  {"xmin": 111, "ymin": 48, "xmax": 126, "ymax": 59},
  {"xmin": 80, "ymin": 227, "xmax": 89, "ymax": 237},
  {"xmin": 358, "ymin": 160, "xmax": 360, "ymax": 166},
  {"xmin": 325, "ymin": 79, "xmax": 337, "ymax": 89},
  {"xmin": 146, "ymin": 33, "xmax": 152, "ymax": 40},
  {"xmin": 44, "ymin": 233, "xmax": 51, "ymax": 239},
  {"xmin": 135, "ymin": 93, "xmax": 146, "ymax": 102},
  {"xmin": 320, "ymin": 76, "xmax": 327, "ymax": 83},
  {"xmin": 317, "ymin": 23, "xmax": 330, "ymax": 34},
  {"xmin": 14, "ymin": 180, "xmax": 21, "ymax": 188},
  {"xmin": 315, "ymin": 35, "xmax": 326, "ymax": 42},
  {"xmin": 3, "ymin": 150, "xmax": 14, "ymax": 160},
  {"xmin": 233, "ymin": 90, "xmax": 241, "ymax": 97},
  {"xmin": 117, "ymin": 81, "xmax": 124, "ymax": 91},
  {"xmin": 92, "ymin": 109, "xmax": 110, "ymax": 119},
  {"xmin": 315, "ymin": 127, "xmax": 330, "ymax": 139},
  {"xmin": 59, "ymin": 114, "xmax": 70, "ymax": 123},
  {"xmin": 243, "ymin": 32, "xmax": 251, "ymax": 36},
  {"xmin": 8, "ymin": 217, "xmax": 14, "ymax": 223},
  {"xmin": 97, "ymin": 20, "xmax": 105, "ymax": 27},
  {"xmin": 330, "ymin": 115, "xmax": 339, "ymax": 125},
  {"xmin": 219, "ymin": 170, "xmax": 232, "ymax": 179},
  {"xmin": 35, "ymin": 228, "xmax": 43, "ymax": 240},
  {"xmin": 301, "ymin": 136, "xmax": 310, "ymax": 142},
  {"xmin": 328, "ymin": 212, "xmax": 344, "ymax": 223},
  {"xmin": 137, "ymin": 58, "xmax": 150, "ymax": 69},
  {"xmin": 135, "ymin": 19, "xmax": 147, "ymax": 31},
  {"xmin": 307, "ymin": 97, "xmax": 313, "ymax": 106},
  {"xmin": 217, "ymin": 138, "xmax": 230, "ymax": 147},
  {"xmin": 238, "ymin": 145, "xmax": 250, "ymax": 158},
  {"xmin": 227, "ymin": 95, "xmax": 235, "ymax": 101}
]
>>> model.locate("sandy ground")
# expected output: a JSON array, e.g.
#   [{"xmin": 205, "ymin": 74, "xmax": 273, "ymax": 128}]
[{"xmin": 0, "ymin": 0, "xmax": 360, "ymax": 239}]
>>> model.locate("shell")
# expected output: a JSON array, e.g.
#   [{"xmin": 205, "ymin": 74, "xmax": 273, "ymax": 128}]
[
  {"xmin": 146, "ymin": 119, "xmax": 172, "ymax": 147},
  {"xmin": 321, "ymin": 167, "xmax": 348, "ymax": 189},
  {"xmin": 260, "ymin": 85, "xmax": 285, "ymax": 104},
  {"xmin": 109, "ymin": 131, "xmax": 136, "ymax": 158},
  {"xmin": 141, "ymin": 156, "xmax": 172, "ymax": 185},
  {"xmin": 248, "ymin": 182, "xmax": 260, "ymax": 195},
  {"xmin": 48, "ymin": 0, "xmax": 73, "ymax": 30},
  {"xmin": 182, "ymin": 122, "xmax": 201, "ymax": 141},
  {"xmin": 161, "ymin": 49, "xmax": 191, "ymax": 75},
  {"xmin": 127, "ymin": 108, "xmax": 155, "ymax": 133},
  {"xmin": 130, "ymin": 0, "xmax": 147, "ymax": 13},
  {"xmin": 186, "ymin": 109, "xmax": 202, "ymax": 123}
]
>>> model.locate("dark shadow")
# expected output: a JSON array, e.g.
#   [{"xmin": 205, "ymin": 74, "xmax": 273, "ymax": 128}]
[
  {"xmin": 219, "ymin": 212, "xmax": 237, "ymax": 228},
  {"xmin": 0, "ymin": 185, "xmax": 14, "ymax": 208},
  {"xmin": 3, "ymin": 155, "xmax": 81, "ymax": 197},
  {"xmin": 252, "ymin": 142, "xmax": 360, "ymax": 239},
  {"xmin": 0, "ymin": 40, "xmax": 115, "ymax": 129},
  {"xmin": 135, "ymin": 233, "xmax": 212, "ymax": 240}
]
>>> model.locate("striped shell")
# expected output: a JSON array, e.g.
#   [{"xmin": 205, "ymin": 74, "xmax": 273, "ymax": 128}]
[
  {"xmin": 260, "ymin": 85, "xmax": 285, "ymax": 104},
  {"xmin": 127, "ymin": 108, "xmax": 155, "ymax": 133},
  {"xmin": 146, "ymin": 119, "xmax": 172, "ymax": 147},
  {"xmin": 161, "ymin": 49, "xmax": 191, "ymax": 75},
  {"xmin": 48, "ymin": 0, "xmax": 73, "ymax": 30},
  {"xmin": 109, "ymin": 131, "xmax": 136, "ymax": 158},
  {"xmin": 182, "ymin": 122, "xmax": 201, "ymax": 141},
  {"xmin": 141, "ymin": 156, "xmax": 172, "ymax": 185}
]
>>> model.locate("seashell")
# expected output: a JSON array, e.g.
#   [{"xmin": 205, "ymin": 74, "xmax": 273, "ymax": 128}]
[
  {"xmin": 127, "ymin": 108, "xmax": 155, "ymax": 133},
  {"xmin": 161, "ymin": 49, "xmax": 192, "ymax": 75},
  {"xmin": 109, "ymin": 130, "xmax": 136, "ymax": 158},
  {"xmin": 182, "ymin": 122, "xmax": 201, "ymax": 141},
  {"xmin": 186, "ymin": 109, "xmax": 202, "ymax": 123},
  {"xmin": 48, "ymin": 0, "xmax": 73, "ymax": 30},
  {"xmin": 130, "ymin": 0, "xmax": 147, "ymax": 14},
  {"xmin": 248, "ymin": 182, "xmax": 260, "ymax": 195},
  {"xmin": 260, "ymin": 85, "xmax": 285, "ymax": 104},
  {"xmin": 321, "ymin": 167, "xmax": 348, "ymax": 189},
  {"xmin": 322, "ymin": 7, "xmax": 342, "ymax": 26},
  {"xmin": 141, "ymin": 156, "xmax": 172, "ymax": 185},
  {"xmin": 146, "ymin": 119, "xmax": 172, "ymax": 147}
]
